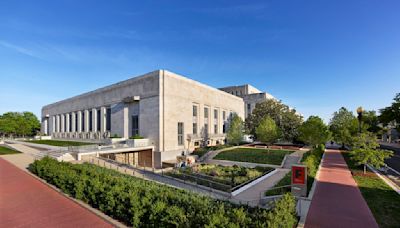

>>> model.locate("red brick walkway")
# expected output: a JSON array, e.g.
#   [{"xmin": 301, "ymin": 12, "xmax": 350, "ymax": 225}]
[
  {"xmin": 305, "ymin": 149, "xmax": 378, "ymax": 228},
  {"xmin": 0, "ymin": 158, "xmax": 112, "ymax": 228}
]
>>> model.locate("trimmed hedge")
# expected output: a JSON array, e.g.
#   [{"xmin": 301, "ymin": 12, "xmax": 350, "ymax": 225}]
[{"xmin": 29, "ymin": 157, "xmax": 297, "ymax": 227}]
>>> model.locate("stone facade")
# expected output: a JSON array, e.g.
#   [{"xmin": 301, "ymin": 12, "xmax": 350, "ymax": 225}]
[
  {"xmin": 219, "ymin": 84, "xmax": 275, "ymax": 117},
  {"xmin": 41, "ymin": 70, "xmax": 244, "ymax": 168}
]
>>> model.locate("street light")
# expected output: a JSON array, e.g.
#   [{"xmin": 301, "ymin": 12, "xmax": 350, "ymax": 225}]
[{"xmin": 357, "ymin": 106, "xmax": 363, "ymax": 134}]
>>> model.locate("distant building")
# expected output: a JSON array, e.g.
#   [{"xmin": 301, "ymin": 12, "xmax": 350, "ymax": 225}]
[
  {"xmin": 382, "ymin": 128, "xmax": 400, "ymax": 143},
  {"xmin": 219, "ymin": 84, "xmax": 275, "ymax": 118}
]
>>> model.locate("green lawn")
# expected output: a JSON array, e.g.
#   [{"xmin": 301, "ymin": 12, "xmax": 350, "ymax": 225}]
[
  {"xmin": 0, "ymin": 145, "xmax": 21, "ymax": 155},
  {"xmin": 213, "ymin": 148, "xmax": 293, "ymax": 165},
  {"xmin": 26, "ymin": 140, "xmax": 95, "ymax": 147},
  {"xmin": 342, "ymin": 151, "xmax": 400, "ymax": 228}
]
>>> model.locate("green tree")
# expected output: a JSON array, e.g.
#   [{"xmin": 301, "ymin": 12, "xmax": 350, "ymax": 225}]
[
  {"xmin": 245, "ymin": 99, "xmax": 303, "ymax": 142},
  {"xmin": 329, "ymin": 107, "xmax": 358, "ymax": 147},
  {"xmin": 350, "ymin": 148, "xmax": 393, "ymax": 174},
  {"xmin": 0, "ymin": 111, "xmax": 40, "ymax": 137},
  {"xmin": 350, "ymin": 131, "xmax": 393, "ymax": 173},
  {"xmin": 362, "ymin": 110, "xmax": 382, "ymax": 134},
  {"xmin": 255, "ymin": 116, "xmax": 280, "ymax": 145},
  {"xmin": 227, "ymin": 114, "xmax": 244, "ymax": 145},
  {"xmin": 298, "ymin": 116, "xmax": 331, "ymax": 148},
  {"xmin": 379, "ymin": 93, "xmax": 400, "ymax": 131}
]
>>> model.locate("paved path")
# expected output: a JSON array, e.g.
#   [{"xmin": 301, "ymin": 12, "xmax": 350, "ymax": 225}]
[
  {"xmin": 6, "ymin": 143, "xmax": 43, "ymax": 158},
  {"xmin": 232, "ymin": 168, "xmax": 290, "ymax": 206},
  {"xmin": 305, "ymin": 149, "xmax": 378, "ymax": 228},
  {"xmin": 0, "ymin": 158, "xmax": 112, "ymax": 228}
]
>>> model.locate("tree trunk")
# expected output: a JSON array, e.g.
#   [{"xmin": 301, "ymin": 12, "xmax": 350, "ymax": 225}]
[{"xmin": 364, "ymin": 164, "xmax": 366, "ymax": 174}]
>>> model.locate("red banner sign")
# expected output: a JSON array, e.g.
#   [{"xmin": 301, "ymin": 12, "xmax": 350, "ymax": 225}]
[{"xmin": 292, "ymin": 165, "xmax": 306, "ymax": 185}]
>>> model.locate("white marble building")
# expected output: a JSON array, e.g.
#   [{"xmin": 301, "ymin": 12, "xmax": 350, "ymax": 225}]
[{"xmin": 41, "ymin": 70, "xmax": 245, "ymax": 168}]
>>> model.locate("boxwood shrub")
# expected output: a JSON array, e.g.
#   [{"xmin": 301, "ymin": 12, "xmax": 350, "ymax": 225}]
[{"xmin": 29, "ymin": 157, "xmax": 297, "ymax": 227}]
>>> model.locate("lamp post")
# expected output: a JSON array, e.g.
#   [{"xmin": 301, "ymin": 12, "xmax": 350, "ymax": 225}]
[{"xmin": 357, "ymin": 107, "xmax": 363, "ymax": 134}]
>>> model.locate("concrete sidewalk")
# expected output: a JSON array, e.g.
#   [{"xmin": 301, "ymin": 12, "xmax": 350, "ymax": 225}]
[{"xmin": 305, "ymin": 149, "xmax": 378, "ymax": 228}]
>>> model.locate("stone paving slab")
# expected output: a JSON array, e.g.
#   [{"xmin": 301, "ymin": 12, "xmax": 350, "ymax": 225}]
[{"xmin": 305, "ymin": 149, "xmax": 378, "ymax": 228}]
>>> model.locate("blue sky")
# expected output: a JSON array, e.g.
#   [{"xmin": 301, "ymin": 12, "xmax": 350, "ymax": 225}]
[{"xmin": 0, "ymin": 0, "xmax": 399, "ymax": 123}]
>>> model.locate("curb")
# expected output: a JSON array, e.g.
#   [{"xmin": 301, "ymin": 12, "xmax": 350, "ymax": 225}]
[{"xmin": 366, "ymin": 164, "xmax": 400, "ymax": 195}]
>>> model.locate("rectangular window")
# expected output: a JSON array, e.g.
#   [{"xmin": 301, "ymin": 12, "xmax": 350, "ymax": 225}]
[
  {"xmin": 193, "ymin": 123, "xmax": 197, "ymax": 134},
  {"xmin": 69, "ymin": 114, "xmax": 72, "ymax": 132},
  {"xmin": 106, "ymin": 108, "xmax": 111, "ymax": 131},
  {"xmin": 214, "ymin": 109, "xmax": 218, "ymax": 119},
  {"xmin": 214, "ymin": 124, "xmax": 218, "ymax": 134},
  {"xmin": 204, "ymin": 107, "xmax": 208, "ymax": 118},
  {"xmin": 178, "ymin": 122, "xmax": 184, "ymax": 145},
  {"xmin": 223, "ymin": 111, "xmax": 226, "ymax": 120},
  {"xmin": 64, "ymin": 115, "xmax": 67, "ymax": 132},
  {"xmin": 89, "ymin": 110, "xmax": 93, "ymax": 131},
  {"xmin": 97, "ymin": 109, "xmax": 101, "ymax": 131},
  {"xmin": 247, "ymin": 104, "xmax": 251, "ymax": 111},
  {"xmin": 223, "ymin": 124, "xmax": 226, "ymax": 133},
  {"xmin": 75, "ymin": 114, "xmax": 78, "ymax": 132},
  {"xmin": 204, "ymin": 123, "xmax": 208, "ymax": 134},
  {"xmin": 132, "ymin": 115, "xmax": 139, "ymax": 136},
  {"xmin": 193, "ymin": 105, "xmax": 197, "ymax": 117},
  {"xmin": 81, "ymin": 112, "xmax": 85, "ymax": 131}
]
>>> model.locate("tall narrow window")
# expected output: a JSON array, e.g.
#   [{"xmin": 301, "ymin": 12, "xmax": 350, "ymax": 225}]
[
  {"xmin": 204, "ymin": 124, "xmax": 208, "ymax": 134},
  {"xmin": 106, "ymin": 108, "xmax": 111, "ymax": 131},
  {"xmin": 75, "ymin": 114, "xmax": 78, "ymax": 132},
  {"xmin": 214, "ymin": 109, "xmax": 218, "ymax": 119},
  {"xmin": 178, "ymin": 122, "xmax": 184, "ymax": 145},
  {"xmin": 193, "ymin": 123, "xmax": 197, "ymax": 134},
  {"xmin": 204, "ymin": 107, "xmax": 208, "ymax": 118},
  {"xmin": 132, "ymin": 115, "xmax": 139, "ymax": 136},
  {"xmin": 69, "ymin": 114, "xmax": 72, "ymax": 132},
  {"xmin": 81, "ymin": 112, "xmax": 85, "ymax": 131},
  {"xmin": 247, "ymin": 104, "xmax": 251, "ymax": 112},
  {"xmin": 223, "ymin": 111, "xmax": 226, "ymax": 120},
  {"xmin": 193, "ymin": 105, "xmax": 197, "ymax": 117},
  {"xmin": 89, "ymin": 110, "xmax": 93, "ymax": 131},
  {"xmin": 214, "ymin": 124, "xmax": 218, "ymax": 134},
  {"xmin": 97, "ymin": 109, "xmax": 101, "ymax": 131}
]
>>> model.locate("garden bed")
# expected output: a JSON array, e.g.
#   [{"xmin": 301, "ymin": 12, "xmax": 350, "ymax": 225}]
[
  {"xmin": 214, "ymin": 148, "xmax": 294, "ymax": 165},
  {"xmin": 166, "ymin": 164, "xmax": 274, "ymax": 192},
  {"xmin": 342, "ymin": 151, "xmax": 400, "ymax": 228},
  {"xmin": 29, "ymin": 157, "xmax": 296, "ymax": 227}
]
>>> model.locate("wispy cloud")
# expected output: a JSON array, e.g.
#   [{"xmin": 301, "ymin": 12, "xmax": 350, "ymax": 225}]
[{"xmin": 0, "ymin": 40, "xmax": 41, "ymax": 59}]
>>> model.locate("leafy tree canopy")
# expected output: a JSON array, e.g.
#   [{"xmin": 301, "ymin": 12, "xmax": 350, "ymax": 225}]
[
  {"xmin": 0, "ymin": 111, "xmax": 40, "ymax": 137},
  {"xmin": 227, "ymin": 113, "xmax": 244, "ymax": 145},
  {"xmin": 329, "ymin": 107, "xmax": 366, "ymax": 146},
  {"xmin": 379, "ymin": 93, "xmax": 400, "ymax": 131},
  {"xmin": 245, "ymin": 99, "xmax": 303, "ymax": 142},
  {"xmin": 255, "ymin": 115, "xmax": 280, "ymax": 145},
  {"xmin": 298, "ymin": 116, "xmax": 331, "ymax": 147}
]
